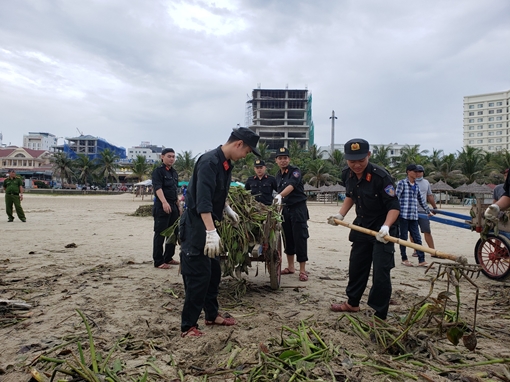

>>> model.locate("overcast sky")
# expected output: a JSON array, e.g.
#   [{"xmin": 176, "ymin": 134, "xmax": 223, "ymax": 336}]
[{"xmin": 1, "ymin": 0, "xmax": 509, "ymax": 156}]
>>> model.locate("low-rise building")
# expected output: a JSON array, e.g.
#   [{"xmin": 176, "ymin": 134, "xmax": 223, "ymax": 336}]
[
  {"xmin": 23, "ymin": 132, "xmax": 59, "ymax": 151},
  {"xmin": 0, "ymin": 146, "xmax": 53, "ymax": 183}
]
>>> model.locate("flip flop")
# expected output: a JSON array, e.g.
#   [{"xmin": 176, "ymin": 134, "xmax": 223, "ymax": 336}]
[
  {"xmin": 281, "ymin": 268, "xmax": 295, "ymax": 275},
  {"xmin": 166, "ymin": 259, "xmax": 180, "ymax": 265},
  {"xmin": 181, "ymin": 326, "xmax": 204, "ymax": 337},
  {"xmin": 156, "ymin": 263, "xmax": 171, "ymax": 269},
  {"xmin": 299, "ymin": 272, "xmax": 308, "ymax": 282},
  {"xmin": 401, "ymin": 261, "xmax": 414, "ymax": 267},
  {"xmin": 330, "ymin": 302, "xmax": 360, "ymax": 312},
  {"xmin": 205, "ymin": 315, "xmax": 236, "ymax": 326}
]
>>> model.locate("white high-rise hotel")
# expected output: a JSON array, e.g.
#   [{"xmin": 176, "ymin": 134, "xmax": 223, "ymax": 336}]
[{"xmin": 463, "ymin": 90, "xmax": 510, "ymax": 152}]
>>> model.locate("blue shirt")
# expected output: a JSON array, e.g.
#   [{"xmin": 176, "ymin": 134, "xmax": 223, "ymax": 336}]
[{"xmin": 396, "ymin": 178, "xmax": 430, "ymax": 220}]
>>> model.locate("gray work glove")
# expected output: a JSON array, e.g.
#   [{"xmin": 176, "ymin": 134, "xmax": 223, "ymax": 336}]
[
  {"xmin": 224, "ymin": 205, "xmax": 239, "ymax": 227},
  {"xmin": 204, "ymin": 229, "xmax": 222, "ymax": 258},
  {"xmin": 484, "ymin": 204, "xmax": 500, "ymax": 223},
  {"xmin": 376, "ymin": 225, "xmax": 390, "ymax": 243},
  {"xmin": 327, "ymin": 214, "xmax": 344, "ymax": 226}
]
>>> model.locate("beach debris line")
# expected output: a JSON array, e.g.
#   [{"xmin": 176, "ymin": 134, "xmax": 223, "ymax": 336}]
[{"xmin": 131, "ymin": 204, "xmax": 152, "ymax": 217}]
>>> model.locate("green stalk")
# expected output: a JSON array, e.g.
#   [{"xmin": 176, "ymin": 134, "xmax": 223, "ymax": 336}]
[{"xmin": 76, "ymin": 309, "xmax": 98, "ymax": 374}]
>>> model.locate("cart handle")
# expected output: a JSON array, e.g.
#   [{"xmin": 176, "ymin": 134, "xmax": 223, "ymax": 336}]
[{"xmin": 332, "ymin": 218, "xmax": 468, "ymax": 265}]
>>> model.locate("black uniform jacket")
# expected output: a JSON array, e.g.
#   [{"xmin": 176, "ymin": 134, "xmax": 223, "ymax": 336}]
[
  {"xmin": 152, "ymin": 164, "xmax": 179, "ymax": 204},
  {"xmin": 245, "ymin": 174, "xmax": 277, "ymax": 205},
  {"xmin": 341, "ymin": 162, "xmax": 400, "ymax": 242},
  {"xmin": 180, "ymin": 146, "xmax": 232, "ymax": 255},
  {"xmin": 276, "ymin": 165, "xmax": 307, "ymax": 206}
]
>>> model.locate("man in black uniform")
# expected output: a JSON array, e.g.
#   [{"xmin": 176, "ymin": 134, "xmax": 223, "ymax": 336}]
[
  {"xmin": 179, "ymin": 127, "xmax": 260, "ymax": 337},
  {"xmin": 327, "ymin": 138, "xmax": 400, "ymax": 320},
  {"xmin": 244, "ymin": 159, "xmax": 277, "ymax": 206},
  {"xmin": 152, "ymin": 148, "xmax": 180, "ymax": 269},
  {"xmin": 274, "ymin": 147, "xmax": 310, "ymax": 282}
]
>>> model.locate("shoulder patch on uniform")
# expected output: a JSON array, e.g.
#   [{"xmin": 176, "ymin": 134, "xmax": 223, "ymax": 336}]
[
  {"xmin": 384, "ymin": 185, "xmax": 396, "ymax": 197},
  {"xmin": 292, "ymin": 170, "xmax": 300, "ymax": 178}
]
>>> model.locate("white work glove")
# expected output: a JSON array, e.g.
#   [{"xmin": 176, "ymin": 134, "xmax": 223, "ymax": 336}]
[
  {"xmin": 204, "ymin": 229, "xmax": 222, "ymax": 258},
  {"xmin": 273, "ymin": 194, "xmax": 283, "ymax": 205},
  {"xmin": 484, "ymin": 204, "xmax": 500, "ymax": 222},
  {"xmin": 327, "ymin": 214, "xmax": 344, "ymax": 226},
  {"xmin": 376, "ymin": 225, "xmax": 390, "ymax": 243},
  {"xmin": 224, "ymin": 205, "xmax": 239, "ymax": 227}
]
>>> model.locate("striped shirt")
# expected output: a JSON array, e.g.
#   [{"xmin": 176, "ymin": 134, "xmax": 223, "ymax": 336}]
[{"xmin": 396, "ymin": 178, "xmax": 430, "ymax": 220}]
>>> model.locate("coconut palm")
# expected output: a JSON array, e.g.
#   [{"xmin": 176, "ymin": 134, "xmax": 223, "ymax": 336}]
[
  {"xmin": 371, "ymin": 145, "xmax": 392, "ymax": 170},
  {"xmin": 74, "ymin": 154, "xmax": 97, "ymax": 186},
  {"xmin": 398, "ymin": 145, "xmax": 429, "ymax": 170},
  {"xmin": 95, "ymin": 148, "xmax": 120, "ymax": 184},
  {"xmin": 50, "ymin": 152, "xmax": 75, "ymax": 185},
  {"xmin": 130, "ymin": 155, "xmax": 152, "ymax": 182},
  {"xmin": 303, "ymin": 159, "xmax": 332, "ymax": 187},
  {"xmin": 174, "ymin": 151, "xmax": 197, "ymax": 181},
  {"xmin": 456, "ymin": 146, "xmax": 486, "ymax": 184}
]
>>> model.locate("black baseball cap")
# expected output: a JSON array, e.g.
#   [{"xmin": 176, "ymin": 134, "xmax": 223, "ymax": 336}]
[
  {"xmin": 415, "ymin": 165, "xmax": 425, "ymax": 172},
  {"xmin": 232, "ymin": 127, "xmax": 261, "ymax": 157},
  {"xmin": 254, "ymin": 159, "xmax": 265, "ymax": 167},
  {"xmin": 275, "ymin": 147, "xmax": 290, "ymax": 158},
  {"xmin": 344, "ymin": 139, "xmax": 369, "ymax": 160},
  {"xmin": 406, "ymin": 164, "xmax": 418, "ymax": 172}
]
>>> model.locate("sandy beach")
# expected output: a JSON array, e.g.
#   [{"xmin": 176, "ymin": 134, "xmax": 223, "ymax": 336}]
[{"xmin": 1, "ymin": 193, "xmax": 509, "ymax": 381}]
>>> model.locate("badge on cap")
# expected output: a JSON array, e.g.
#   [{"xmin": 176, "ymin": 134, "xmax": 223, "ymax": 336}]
[
  {"xmin": 255, "ymin": 160, "xmax": 261, "ymax": 165},
  {"xmin": 384, "ymin": 185, "xmax": 395, "ymax": 197},
  {"xmin": 280, "ymin": 148, "xmax": 286, "ymax": 153},
  {"xmin": 351, "ymin": 143, "xmax": 360, "ymax": 151}
]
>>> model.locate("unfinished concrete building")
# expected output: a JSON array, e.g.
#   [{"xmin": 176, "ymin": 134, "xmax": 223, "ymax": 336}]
[{"xmin": 247, "ymin": 88, "xmax": 314, "ymax": 151}]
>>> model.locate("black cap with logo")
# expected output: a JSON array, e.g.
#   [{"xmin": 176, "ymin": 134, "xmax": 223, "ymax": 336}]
[
  {"xmin": 275, "ymin": 147, "xmax": 290, "ymax": 158},
  {"xmin": 344, "ymin": 139, "xmax": 369, "ymax": 160},
  {"xmin": 254, "ymin": 159, "xmax": 265, "ymax": 167},
  {"xmin": 231, "ymin": 127, "xmax": 261, "ymax": 157}
]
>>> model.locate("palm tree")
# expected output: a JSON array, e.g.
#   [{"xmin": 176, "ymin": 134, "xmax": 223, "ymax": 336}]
[
  {"xmin": 307, "ymin": 144, "xmax": 326, "ymax": 160},
  {"xmin": 74, "ymin": 154, "xmax": 96, "ymax": 186},
  {"xmin": 429, "ymin": 153, "xmax": 464, "ymax": 186},
  {"xmin": 130, "ymin": 155, "xmax": 152, "ymax": 182},
  {"xmin": 457, "ymin": 146, "xmax": 486, "ymax": 184},
  {"xmin": 174, "ymin": 151, "xmax": 197, "ymax": 181},
  {"xmin": 398, "ymin": 145, "xmax": 429, "ymax": 169},
  {"xmin": 371, "ymin": 145, "xmax": 392, "ymax": 170},
  {"xmin": 95, "ymin": 148, "xmax": 120, "ymax": 185},
  {"xmin": 303, "ymin": 159, "xmax": 332, "ymax": 187},
  {"xmin": 50, "ymin": 152, "xmax": 75, "ymax": 185}
]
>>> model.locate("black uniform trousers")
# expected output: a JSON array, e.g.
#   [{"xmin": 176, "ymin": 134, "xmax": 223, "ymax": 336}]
[
  {"xmin": 152, "ymin": 201, "xmax": 179, "ymax": 267},
  {"xmin": 180, "ymin": 252, "xmax": 221, "ymax": 332},
  {"xmin": 346, "ymin": 239, "xmax": 395, "ymax": 320},
  {"xmin": 281, "ymin": 201, "xmax": 309, "ymax": 263}
]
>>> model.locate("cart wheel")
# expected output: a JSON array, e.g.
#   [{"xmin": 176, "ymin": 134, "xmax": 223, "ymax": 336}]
[
  {"xmin": 474, "ymin": 234, "xmax": 510, "ymax": 281},
  {"xmin": 269, "ymin": 233, "xmax": 282, "ymax": 290}
]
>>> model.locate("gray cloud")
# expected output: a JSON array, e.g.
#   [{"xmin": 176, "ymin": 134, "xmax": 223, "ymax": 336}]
[{"xmin": 0, "ymin": 0, "xmax": 509, "ymax": 155}]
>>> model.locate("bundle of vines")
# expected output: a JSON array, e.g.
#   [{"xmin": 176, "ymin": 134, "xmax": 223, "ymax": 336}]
[
  {"xmin": 162, "ymin": 187, "xmax": 282, "ymax": 278},
  {"xmin": 131, "ymin": 204, "xmax": 152, "ymax": 217}
]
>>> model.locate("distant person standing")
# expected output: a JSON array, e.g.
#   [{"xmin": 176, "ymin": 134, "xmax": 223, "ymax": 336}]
[
  {"xmin": 152, "ymin": 148, "xmax": 180, "ymax": 269},
  {"xmin": 3, "ymin": 169, "xmax": 26, "ymax": 222},
  {"xmin": 493, "ymin": 169, "xmax": 509, "ymax": 202},
  {"xmin": 244, "ymin": 159, "xmax": 277, "ymax": 205},
  {"xmin": 413, "ymin": 165, "xmax": 438, "ymax": 256},
  {"xmin": 274, "ymin": 147, "xmax": 310, "ymax": 282}
]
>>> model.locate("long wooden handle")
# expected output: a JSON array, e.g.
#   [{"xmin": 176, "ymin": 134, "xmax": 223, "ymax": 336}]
[{"xmin": 333, "ymin": 219, "xmax": 468, "ymax": 265}]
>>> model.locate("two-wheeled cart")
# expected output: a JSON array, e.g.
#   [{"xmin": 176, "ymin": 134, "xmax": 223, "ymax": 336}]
[{"xmin": 423, "ymin": 200, "xmax": 510, "ymax": 281}]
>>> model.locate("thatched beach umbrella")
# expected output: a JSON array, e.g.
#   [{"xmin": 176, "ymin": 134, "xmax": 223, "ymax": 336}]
[{"xmin": 430, "ymin": 180, "xmax": 454, "ymax": 208}]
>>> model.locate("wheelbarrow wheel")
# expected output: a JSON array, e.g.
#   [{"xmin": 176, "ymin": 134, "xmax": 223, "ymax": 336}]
[
  {"xmin": 269, "ymin": 233, "xmax": 282, "ymax": 290},
  {"xmin": 474, "ymin": 234, "xmax": 510, "ymax": 281}
]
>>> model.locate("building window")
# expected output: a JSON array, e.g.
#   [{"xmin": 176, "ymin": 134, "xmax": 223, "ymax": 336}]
[
  {"xmin": 489, "ymin": 139, "xmax": 494, "ymax": 143},
  {"xmin": 489, "ymin": 110, "xmax": 495, "ymax": 114},
  {"xmin": 478, "ymin": 103, "xmax": 483, "ymax": 108},
  {"xmin": 477, "ymin": 140, "xmax": 483, "ymax": 143},
  {"xmin": 469, "ymin": 126, "xmax": 474, "ymax": 130},
  {"xmin": 477, "ymin": 133, "xmax": 483, "ymax": 137},
  {"xmin": 497, "ymin": 101, "xmax": 503, "ymax": 106},
  {"xmin": 489, "ymin": 124, "xmax": 494, "ymax": 128},
  {"xmin": 496, "ymin": 131, "xmax": 503, "ymax": 135},
  {"xmin": 497, "ymin": 124, "xmax": 503, "ymax": 128},
  {"xmin": 469, "ymin": 105, "xmax": 474, "ymax": 109},
  {"xmin": 489, "ymin": 132, "xmax": 494, "ymax": 136},
  {"xmin": 497, "ymin": 109, "xmax": 502, "ymax": 113},
  {"xmin": 496, "ymin": 138, "xmax": 502, "ymax": 143},
  {"xmin": 497, "ymin": 146, "xmax": 502, "ymax": 150},
  {"xmin": 477, "ymin": 111, "xmax": 483, "ymax": 115},
  {"xmin": 477, "ymin": 125, "xmax": 483, "ymax": 129},
  {"xmin": 469, "ymin": 112, "xmax": 474, "ymax": 116},
  {"xmin": 469, "ymin": 119, "xmax": 474, "ymax": 123},
  {"xmin": 489, "ymin": 117, "xmax": 494, "ymax": 121},
  {"xmin": 469, "ymin": 133, "xmax": 474, "ymax": 137},
  {"xmin": 489, "ymin": 146, "xmax": 494, "ymax": 150},
  {"xmin": 477, "ymin": 118, "xmax": 483, "ymax": 122},
  {"xmin": 489, "ymin": 102, "xmax": 494, "ymax": 107},
  {"xmin": 497, "ymin": 116, "xmax": 503, "ymax": 121}
]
